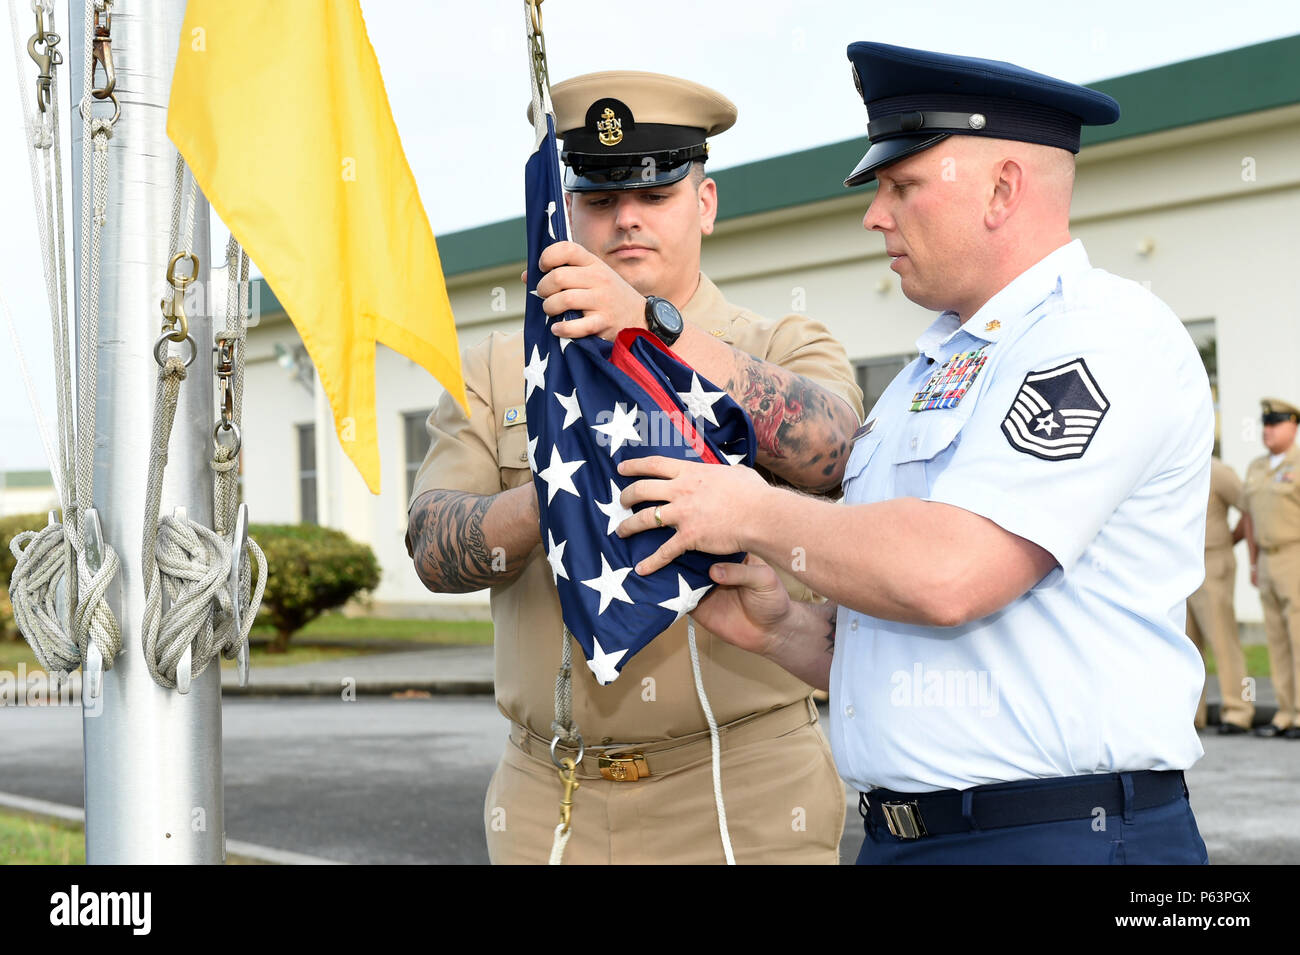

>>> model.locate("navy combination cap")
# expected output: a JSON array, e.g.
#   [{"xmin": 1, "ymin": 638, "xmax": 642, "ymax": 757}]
[
  {"xmin": 843, "ymin": 42, "xmax": 1121, "ymax": 187},
  {"xmin": 530, "ymin": 71, "xmax": 737, "ymax": 192}
]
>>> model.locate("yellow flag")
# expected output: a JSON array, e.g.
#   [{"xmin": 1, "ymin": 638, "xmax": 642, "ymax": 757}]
[{"xmin": 167, "ymin": 1, "xmax": 467, "ymax": 494}]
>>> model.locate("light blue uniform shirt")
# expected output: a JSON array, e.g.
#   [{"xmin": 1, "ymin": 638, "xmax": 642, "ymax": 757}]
[{"xmin": 829, "ymin": 239, "xmax": 1213, "ymax": 793}]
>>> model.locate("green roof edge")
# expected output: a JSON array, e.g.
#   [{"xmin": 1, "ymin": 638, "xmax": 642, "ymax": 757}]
[{"xmin": 256, "ymin": 33, "xmax": 1300, "ymax": 294}]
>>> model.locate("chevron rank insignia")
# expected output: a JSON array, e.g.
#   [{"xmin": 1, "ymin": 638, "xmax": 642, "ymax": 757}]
[{"xmin": 1002, "ymin": 358, "xmax": 1109, "ymax": 461}]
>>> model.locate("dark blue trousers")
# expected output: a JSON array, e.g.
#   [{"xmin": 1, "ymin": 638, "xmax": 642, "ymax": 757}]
[{"xmin": 856, "ymin": 772, "xmax": 1209, "ymax": 864}]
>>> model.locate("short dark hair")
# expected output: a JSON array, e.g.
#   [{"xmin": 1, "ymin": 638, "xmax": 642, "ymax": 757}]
[{"xmin": 688, "ymin": 161, "xmax": 706, "ymax": 187}]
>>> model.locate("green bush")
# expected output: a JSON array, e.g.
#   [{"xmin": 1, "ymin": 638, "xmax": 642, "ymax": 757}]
[
  {"xmin": 248, "ymin": 523, "xmax": 380, "ymax": 651},
  {"xmin": 2, "ymin": 512, "xmax": 47, "ymax": 642}
]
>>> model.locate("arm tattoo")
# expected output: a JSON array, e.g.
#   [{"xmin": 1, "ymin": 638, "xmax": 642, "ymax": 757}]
[
  {"xmin": 410, "ymin": 489, "xmax": 496, "ymax": 593},
  {"xmin": 726, "ymin": 352, "xmax": 851, "ymax": 489}
]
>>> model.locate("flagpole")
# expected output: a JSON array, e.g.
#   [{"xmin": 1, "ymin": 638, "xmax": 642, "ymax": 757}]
[{"xmin": 70, "ymin": 0, "xmax": 224, "ymax": 863}]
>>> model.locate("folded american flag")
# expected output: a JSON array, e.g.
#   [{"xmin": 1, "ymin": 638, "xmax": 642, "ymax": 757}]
[{"xmin": 523, "ymin": 115, "xmax": 755, "ymax": 684}]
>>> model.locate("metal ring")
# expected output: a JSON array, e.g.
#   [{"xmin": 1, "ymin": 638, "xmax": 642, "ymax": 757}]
[
  {"xmin": 77, "ymin": 91, "xmax": 119, "ymax": 127},
  {"xmin": 153, "ymin": 332, "xmax": 196, "ymax": 368},
  {"xmin": 549, "ymin": 734, "xmax": 584, "ymax": 770},
  {"xmin": 213, "ymin": 420, "xmax": 242, "ymax": 455},
  {"xmin": 654, "ymin": 505, "xmax": 665, "ymax": 527},
  {"xmin": 166, "ymin": 251, "xmax": 199, "ymax": 288}
]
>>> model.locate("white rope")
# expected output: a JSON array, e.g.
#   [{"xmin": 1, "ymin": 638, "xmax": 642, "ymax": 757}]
[
  {"xmin": 138, "ymin": 176, "xmax": 265, "ymax": 688},
  {"xmin": 548, "ymin": 823, "xmax": 572, "ymax": 866},
  {"xmin": 551, "ymin": 628, "xmax": 581, "ymax": 745},
  {"xmin": 7, "ymin": 0, "xmax": 122, "ymax": 676},
  {"xmin": 210, "ymin": 236, "xmax": 265, "ymax": 665},
  {"xmin": 687, "ymin": 616, "xmax": 736, "ymax": 865},
  {"xmin": 547, "ymin": 629, "xmax": 581, "ymax": 865}
]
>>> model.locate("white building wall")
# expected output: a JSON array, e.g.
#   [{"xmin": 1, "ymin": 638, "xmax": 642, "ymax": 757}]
[
  {"xmin": 241, "ymin": 104, "xmax": 1300, "ymax": 624},
  {"xmin": 0, "ymin": 484, "xmax": 59, "ymax": 518}
]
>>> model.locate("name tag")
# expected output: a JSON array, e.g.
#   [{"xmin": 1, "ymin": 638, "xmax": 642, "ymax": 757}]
[{"xmin": 910, "ymin": 348, "xmax": 989, "ymax": 412}]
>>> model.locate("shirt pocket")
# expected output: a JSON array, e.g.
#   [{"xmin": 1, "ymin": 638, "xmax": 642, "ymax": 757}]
[
  {"xmin": 891, "ymin": 413, "xmax": 965, "ymax": 499},
  {"xmin": 843, "ymin": 431, "xmax": 883, "ymax": 501},
  {"xmin": 496, "ymin": 424, "xmax": 532, "ymax": 490}
]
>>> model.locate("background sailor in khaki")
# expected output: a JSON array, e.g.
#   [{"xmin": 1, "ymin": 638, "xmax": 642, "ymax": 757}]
[
  {"xmin": 1240, "ymin": 397, "xmax": 1300, "ymax": 739},
  {"xmin": 1186, "ymin": 456, "xmax": 1252, "ymax": 733},
  {"xmin": 406, "ymin": 71, "xmax": 864, "ymax": 863}
]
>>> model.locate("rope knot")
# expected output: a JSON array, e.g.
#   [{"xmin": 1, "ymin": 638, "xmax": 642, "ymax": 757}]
[{"xmin": 163, "ymin": 355, "xmax": 188, "ymax": 381}]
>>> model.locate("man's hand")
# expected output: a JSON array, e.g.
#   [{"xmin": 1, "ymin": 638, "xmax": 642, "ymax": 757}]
[
  {"xmin": 690, "ymin": 555, "xmax": 793, "ymax": 657},
  {"xmin": 534, "ymin": 240, "xmax": 648, "ymax": 341},
  {"xmin": 616, "ymin": 455, "xmax": 771, "ymax": 576}
]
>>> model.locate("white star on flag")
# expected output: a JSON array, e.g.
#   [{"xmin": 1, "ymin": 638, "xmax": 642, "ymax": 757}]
[
  {"xmin": 595, "ymin": 478, "xmax": 634, "ymax": 535},
  {"xmin": 554, "ymin": 389, "xmax": 583, "ymax": 430},
  {"xmin": 677, "ymin": 373, "xmax": 726, "ymax": 426},
  {"xmin": 527, "ymin": 435, "xmax": 538, "ymax": 472},
  {"xmin": 586, "ymin": 636, "xmax": 628, "ymax": 685},
  {"xmin": 580, "ymin": 553, "xmax": 634, "ymax": 614},
  {"xmin": 723, "ymin": 451, "xmax": 746, "ymax": 466},
  {"xmin": 591, "ymin": 402, "xmax": 643, "ymax": 456},
  {"xmin": 537, "ymin": 446, "xmax": 584, "ymax": 503},
  {"xmin": 657, "ymin": 574, "xmax": 711, "ymax": 623},
  {"xmin": 546, "ymin": 530, "xmax": 568, "ymax": 584},
  {"xmin": 524, "ymin": 345, "xmax": 549, "ymax": 400}
]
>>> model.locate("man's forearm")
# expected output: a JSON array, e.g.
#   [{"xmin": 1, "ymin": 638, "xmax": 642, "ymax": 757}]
[
  {"xmin": 765, "ymin": 599, "xmax": 838, "ymax": 691},
  {"xmin": 408, "ymin": 485, "xmax": 540, "ymax": 594},
  {"xmin": 737, "ymin": 485, "xmax": 1053, "ymax": 628},
  {"xmin": 673, "ymin": 324, "xmax": 857, "ymax": 491}
]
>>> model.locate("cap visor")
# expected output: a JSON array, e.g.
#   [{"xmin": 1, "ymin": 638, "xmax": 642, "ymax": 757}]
[
  {"xmin": 843, "ymin": 133, "xmax": 950, "ymax": 187},
  {"xmin": 563, "ymin": 161, "xmax": 693, "ymax": 193}
]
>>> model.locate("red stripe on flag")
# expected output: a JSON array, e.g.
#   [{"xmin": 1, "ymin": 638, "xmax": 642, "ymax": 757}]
[{"xmin": 610, "ymin": 329, "xmax": 721, "ymax": 466}]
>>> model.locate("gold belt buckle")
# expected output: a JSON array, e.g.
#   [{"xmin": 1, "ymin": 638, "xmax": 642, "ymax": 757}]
[
  {"xmin": 880, "ymin": 801, "xmax": 927, "ymax": 839},
  {"xmin": 598, "ymin": 752, "xmax": 650, "ymax": 782}
]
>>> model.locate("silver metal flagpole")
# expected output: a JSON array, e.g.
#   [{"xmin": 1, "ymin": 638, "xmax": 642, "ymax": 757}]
[{"xmin": 70, "ymin": 0, "xmax": 223, "ymax": 863}]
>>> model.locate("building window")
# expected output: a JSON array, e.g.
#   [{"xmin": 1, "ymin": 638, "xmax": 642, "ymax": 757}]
[
  {"xmin": 854, "ymin": 354, "xmax": 912, "ymax": 418},
  {"xmin": 404, "ymin": 409, "xmax": 434, "ymax": 504},
  {"xmin": 297, "ymin": 423, "xmax": 317, "ymax": 525}
]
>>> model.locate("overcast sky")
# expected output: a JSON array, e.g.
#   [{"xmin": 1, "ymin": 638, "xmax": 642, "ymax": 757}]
[{"xmin": 2, "ymin": 0, "xmax": 1299, "ymax": 472}]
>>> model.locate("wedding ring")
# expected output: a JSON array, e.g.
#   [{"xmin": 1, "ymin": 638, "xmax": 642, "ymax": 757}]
[{"xmin": 653, "ymin": 506, "xmax": 665, "ymax": 527}]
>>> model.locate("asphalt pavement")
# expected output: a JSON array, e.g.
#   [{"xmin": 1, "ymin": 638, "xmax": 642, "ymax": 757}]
[{"xmin": 1, "ymin": 646, "xmax": 1295, "ymax": 864}]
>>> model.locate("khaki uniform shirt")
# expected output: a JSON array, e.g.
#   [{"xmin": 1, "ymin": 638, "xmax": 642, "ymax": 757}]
[
  {"xmin": 1241, "ymin": 444, "xmax": 1300, "ymax": 550},
  {"xmin": 1204, "ymin": 457, "xmax": 1242, "ymax": 551},
  {"xmin": 409, "ymin": 274, "xmax": 863, "ymax": 741}
]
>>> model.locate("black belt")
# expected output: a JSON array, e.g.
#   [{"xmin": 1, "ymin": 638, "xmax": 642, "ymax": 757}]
[{"xmin": 859, "ymin": 770, "xmax": 1188, "ymax": 840}]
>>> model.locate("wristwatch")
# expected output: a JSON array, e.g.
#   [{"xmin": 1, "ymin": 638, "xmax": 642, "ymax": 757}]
[{"xmin": 644, "ymin": 296, "xmax": 685, "ymax": 347}]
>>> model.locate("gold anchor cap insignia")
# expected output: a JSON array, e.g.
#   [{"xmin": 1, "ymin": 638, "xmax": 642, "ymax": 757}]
[
  {"xmin": 984, "ymin": 319, "xmax": 1001, "ymax": 332},
  {"xmin": 597, "ymin": 107, "xmax": 623, "ymax": 146}
]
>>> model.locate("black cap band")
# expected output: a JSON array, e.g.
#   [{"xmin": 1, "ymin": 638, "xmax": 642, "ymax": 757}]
[
  {"xmin": 1263, "ymin": 411, "xmax": 1298, "ymax": 425},
  {"xmin": 866, "ymin": 93, "xmax": 1083, "ymax": 152}
]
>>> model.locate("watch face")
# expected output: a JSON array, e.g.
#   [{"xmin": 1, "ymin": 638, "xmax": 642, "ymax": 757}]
[{"xmin": 651, "ymin": 298, "xmax": 684, "ymax": 336}]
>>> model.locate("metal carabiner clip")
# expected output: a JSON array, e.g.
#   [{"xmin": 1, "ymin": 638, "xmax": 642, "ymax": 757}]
[
  {"xmin": 90, "ymin": 8, "xmax": 114, "ymax": 100},
  {"xmin": 26, "ymin": 5, "xmax": 62, "ymax": 113}
]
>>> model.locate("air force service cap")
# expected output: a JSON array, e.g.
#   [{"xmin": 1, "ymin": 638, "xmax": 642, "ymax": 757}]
[
  {"xmin": 542, "ymin": 71, "xmax": 737, "ymax": 192},
  {"xmin": 843, "ymin": 42, "xmax": 1121, "ymax": 187}
]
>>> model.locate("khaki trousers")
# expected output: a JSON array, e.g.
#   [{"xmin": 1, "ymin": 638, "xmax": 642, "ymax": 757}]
[
  {"xmin": 1186, "ymin": 546, "xmax": 1253, "ymax": 729},
  {"xmin": 1259, "ymin": 543, "xmax": 1300, "ymax": 730},
  {"xmin": 482, "ymin": 702, "xmax": 845, "ymax": 864}
]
